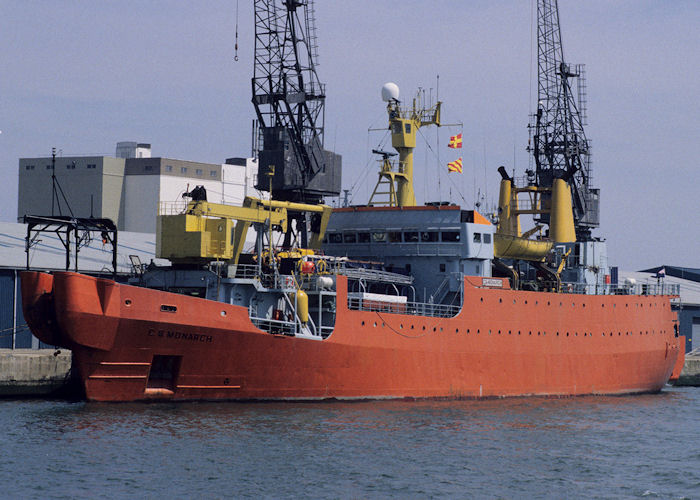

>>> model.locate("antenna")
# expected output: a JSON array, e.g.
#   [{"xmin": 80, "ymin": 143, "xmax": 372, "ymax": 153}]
[{"xmin": 49, "ymin": 147, "xmax": 74, "ymax": 217}]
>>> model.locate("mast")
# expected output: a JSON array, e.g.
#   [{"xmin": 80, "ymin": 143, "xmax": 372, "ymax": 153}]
[{"xmin": 369, "ymin": 83, "xmax": 441, "ymax": 207}]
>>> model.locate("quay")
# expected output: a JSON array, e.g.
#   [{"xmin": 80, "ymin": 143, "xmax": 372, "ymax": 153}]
[
  {"xmin": 673, "ymin": 349, "xmax": 700, "ymax": 387},
  {"xmin": 0, "ymin": 349, "xmax": 72, "ymax": 396}
]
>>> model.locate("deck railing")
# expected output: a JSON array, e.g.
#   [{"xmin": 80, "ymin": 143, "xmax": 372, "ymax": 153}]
[
  {"xmin": 347, "ymin": 297, "xmax": 460, "ymax": 318},
  {"xmin": 524, "ymin": 280, "xmax": 680, "ymax": 296}
]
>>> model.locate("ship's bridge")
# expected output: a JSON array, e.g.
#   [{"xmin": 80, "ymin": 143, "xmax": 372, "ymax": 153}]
[{"xmin": 323, "ymin": 205, "xmax": 494, "ymax": 305}]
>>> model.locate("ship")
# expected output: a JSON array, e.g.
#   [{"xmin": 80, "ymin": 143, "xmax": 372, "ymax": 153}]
[{"xmin": 20, "ymin": 1, "xmax": 685, "ymax": 402}]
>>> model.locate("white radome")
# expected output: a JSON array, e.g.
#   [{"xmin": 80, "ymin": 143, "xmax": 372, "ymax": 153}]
[{"xmin": 381, "ymin": 82, "xmax": 400, "ymax": 102}]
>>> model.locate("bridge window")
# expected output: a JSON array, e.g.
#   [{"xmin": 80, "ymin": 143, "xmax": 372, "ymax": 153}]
[
  {"xmin": 371, "ymin": 232, "xmax": 386, "ymax": 243},
  {"xmin": 388, "ymin": 231, "xmax": 402, "ymax": 243},
  {"xmin": 421, "ymin": 231, "xmax": 438, "ymax": 242},
  {"xmin": 441, "ymin": 231, "xmax": 460, "ymax": 242},
  {"xmin": 484, "ymin": 233, "xmax": 492, "ymax": 244},
  {"xmin": 358, "ymin": 232, "xmax": 370, "ymax": 243},
  {"xmin": 328, "ymin": 233, "xmax": 342, "ymax": 243},
  {"xmin": 404, "ymin": 231, "xmax": 419, "ymax": 242},
  {"xmin": 343, "ymin": 232, "xmax": 356, "ymax": 243},
  {"xmin": 473, "ymin": 233, "xmax": 482, "ymax": 243}
]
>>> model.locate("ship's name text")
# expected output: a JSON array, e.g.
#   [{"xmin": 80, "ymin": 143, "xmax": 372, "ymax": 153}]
[{"xmin": 148, "ymin": 328, "xmax": 213, "ymax": 343}]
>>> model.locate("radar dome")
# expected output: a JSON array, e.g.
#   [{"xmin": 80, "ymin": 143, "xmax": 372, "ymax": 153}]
[{"xmin": 381, "ymin": 82, "xmax": 400, "ymax": 102}]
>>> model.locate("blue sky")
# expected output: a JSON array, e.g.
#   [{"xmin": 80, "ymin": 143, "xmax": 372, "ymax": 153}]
[{"xmin": 1, "ymin": 1, "xmax": 698, "ymax": 269}]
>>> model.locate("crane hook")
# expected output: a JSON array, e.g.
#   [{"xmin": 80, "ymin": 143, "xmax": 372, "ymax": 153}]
[{"xmin": 234, "ymin": 0, "xmax": 240, "ymax": 62}]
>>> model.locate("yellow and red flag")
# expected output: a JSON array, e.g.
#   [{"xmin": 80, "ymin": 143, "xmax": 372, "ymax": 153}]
[
  {"xmin": 447, "ymin": 157, "xmax": 463, "ymax": 173},
  {"xmin": 448, "ymin": 133, "xmax": 463, "ymax": 149}
]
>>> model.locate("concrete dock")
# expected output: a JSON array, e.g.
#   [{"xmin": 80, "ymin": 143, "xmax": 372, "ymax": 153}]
[
  {"xmin": 0, "ymin": 349, "xmax": 72, "ymax": 396},
  {"xmin": 673, "ymin": 351, "xmax": 700, "ymax": 387}
]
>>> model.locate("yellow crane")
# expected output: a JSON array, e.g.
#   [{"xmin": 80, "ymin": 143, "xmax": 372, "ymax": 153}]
[{"xmin": 157, "ymin": 196, "xmax": 332, "ymax": 266}]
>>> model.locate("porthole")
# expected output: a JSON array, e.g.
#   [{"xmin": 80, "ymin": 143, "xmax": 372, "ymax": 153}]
[
  {"xmin": 220, "ymin": 310, "xmax": 227, "ymax": 317},
  {"xmin": 361, "ymin": 321, "xmax": 365, "ymax": 326},
  {"xmin": 125, "ymin": 299, "xmax": 132, "ymax": 306},
  {"xmin": 373, "ymin": 322, "xmax": 377, "ymax": 327}
]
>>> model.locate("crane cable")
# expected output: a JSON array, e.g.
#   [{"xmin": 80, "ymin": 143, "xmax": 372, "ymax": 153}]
[{"xmin": 234, "ymin": 0, "xmax": 239, "ymax": 61}]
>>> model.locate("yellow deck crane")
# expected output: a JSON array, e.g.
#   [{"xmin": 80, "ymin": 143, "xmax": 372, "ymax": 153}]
[{"xmin": 157, "ymin": 195, "xmax": 332, "ymax": 266}]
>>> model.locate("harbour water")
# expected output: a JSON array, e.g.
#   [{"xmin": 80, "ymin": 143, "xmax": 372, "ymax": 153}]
[{"xmin": 1, "ymin": 387, "xmax": 698, "ymax": 499}]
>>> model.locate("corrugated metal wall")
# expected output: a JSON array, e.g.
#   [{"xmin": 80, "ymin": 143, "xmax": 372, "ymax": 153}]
[
  {"xmin": 0, "ymin": 271, "xmax": 13, "ymax": 348},
  {"xmin": 0, "ymin": 269, "xmax": 43, "ymax": 349}
]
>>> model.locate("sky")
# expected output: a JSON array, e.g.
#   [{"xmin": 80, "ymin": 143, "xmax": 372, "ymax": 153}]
[{"xmin": 1, "ymin": 1, "xmax": 698, "ymax": 270}]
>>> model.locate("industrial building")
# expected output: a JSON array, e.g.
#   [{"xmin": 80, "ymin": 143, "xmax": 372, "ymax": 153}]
[{"xmin": 18, "ymin": 142, "xmax": 263, "ymax": 233}]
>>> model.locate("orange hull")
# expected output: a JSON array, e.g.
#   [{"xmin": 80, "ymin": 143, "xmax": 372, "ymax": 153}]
[{"xmin": 21, "ymin": 271, "xmax": 683, "ymax": 402}]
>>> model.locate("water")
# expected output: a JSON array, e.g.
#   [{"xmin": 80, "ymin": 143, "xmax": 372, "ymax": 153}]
[{"xmin": 1, "ymin": 388, "xmax": 698, "ymax": 499}]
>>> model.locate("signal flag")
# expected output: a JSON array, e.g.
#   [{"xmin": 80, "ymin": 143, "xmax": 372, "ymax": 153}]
[
  {"xmin": 447, "ymin": 157, "xmax": 463, "ymax": 173},
  {"xmin": 448, "ymin": 133, "xmax": 463, "ymax": 149}
]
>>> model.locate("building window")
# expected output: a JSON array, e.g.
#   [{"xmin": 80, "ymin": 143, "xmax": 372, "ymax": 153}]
[
  {"xmin": 440, "ymin": 263, "xmax": 446, "ymax": 272},
  {"xmin": 87, "ymin": 164, "xmax": 96, "ymax": 169},
  {"xmin": 66, "ymin": 163, "xmax": 76, "ymax": 170},
  {"xmin": 144, "ymin": 165, "xmax": 153, "ymax": 171},
  {"xmin": 181, "ymin": 167, "xmax": 188, "ymax": 174},
  {"xmin": 25, "ymin": 165, "xmax": 35, "ymax": 170},
  {"xmin": 46, "ymin": 165, "xmax": 51, "ymax": 170},
  {"xmin": 484, "ymin": 233, "xmax": 492, "ymax": 244},
  {"xmin": 473, "ymin": 233, "xmax": 482, "ymax": 243},
  {"xmin": 196, "ymin": 169, "xmax": 203, "ymax": 175},
  {"xmin": 210, "ymin": 170, "xmax": 217, "ymax": 177}
]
